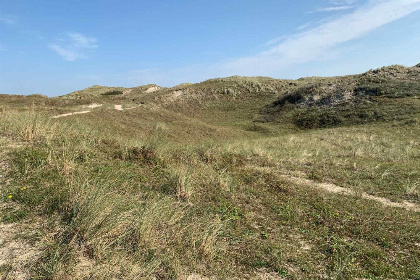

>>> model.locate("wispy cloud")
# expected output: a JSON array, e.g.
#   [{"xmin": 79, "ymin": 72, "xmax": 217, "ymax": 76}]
[
  {"xmin": 49, "ymin": 33, "xmax": 98, "ymax": 61},
  {"xmin": 127, "ymin": 0, "xmax": 420, "ymax": 85},
  {"xmin": 0, "ymin": 13, "xmax": 18, "ymax": 25},
  {"xmin": 296, "ymin": 22, "xmax": 312, "ymax": 31},
  {"xmin": 261, "ymin": 36, "xmax": 288, "ymax": 47},
  {"xmin": 308, "ymin": 0, "xmax": 357, "ymax": 13},
  {"xmin": 330, "ymin": 0, "xmax": 358, "ymax": 4},
  {"xmin": 68, "ymin": 33, "xmax": 98, "ymax": 49},
  {"xmin": 49, "ymin": 45, "xmax": 82, "ymax": 61},
  {"xmin": 308, "ymin": 5, "xmax": 355, "ymax": 13},
  {"xmin": 223, "ymin": 0, "xmax": 420, "ymax": 75}
]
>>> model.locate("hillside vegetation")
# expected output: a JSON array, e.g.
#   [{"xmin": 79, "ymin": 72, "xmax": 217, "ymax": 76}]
[
  {"xmin": 0, "ymin": 64, "xmax": 419, "ymax": 280},
  {"xmin": 261, "ymin": 64, "xmax": 420, "ymax": 128}
]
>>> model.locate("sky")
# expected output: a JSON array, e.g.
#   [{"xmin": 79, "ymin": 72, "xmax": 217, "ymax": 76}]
[{"xmin": 0, "ymin": 0, "xmax": 419, "ymax": 96}]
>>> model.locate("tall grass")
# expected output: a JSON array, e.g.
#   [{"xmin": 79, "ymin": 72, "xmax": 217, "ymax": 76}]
[
  {"xmin": 1, "ymin": 108, "xmax": 229, "ymax": 279},
  {"xmin": 1, "ymin": 105, "xmax": 419, "ymax": 279}
]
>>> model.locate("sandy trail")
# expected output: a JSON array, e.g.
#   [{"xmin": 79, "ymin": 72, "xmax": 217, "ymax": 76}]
[
  {"xmin": 51, "ymin": 103, "xmax": 144, "ymax": 119},
  {"xmin": 281, "ymin": 175, "xmax": 419, "ymax": 212},
  {"xmin": 52, "ymin": 103, "xmax": 135, "ymax": 118},
  {"xmin": 52, "ymin": 103, "xmax": 104, "ymax": 119},
  {"xmin": 86, "ymin": 103, "xmax": 103, "ymax": 109},
  {"xmin": 52, "ymin": 110, "xmax": 91, "ymax": 119},
  {"xmin": 251, "ymin": 165, "xmax": 419, "ymax": 212}
]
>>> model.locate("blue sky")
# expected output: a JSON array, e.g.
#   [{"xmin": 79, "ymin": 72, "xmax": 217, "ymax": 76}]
[{"xmin": 0, "ymin": 0, "xmax": 419, "ymax": 96}]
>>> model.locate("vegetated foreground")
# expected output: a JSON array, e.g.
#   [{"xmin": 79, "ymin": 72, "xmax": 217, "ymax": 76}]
[{"xmin": 0, "ymin": 64, "xmax": 419, "ymax": 279}]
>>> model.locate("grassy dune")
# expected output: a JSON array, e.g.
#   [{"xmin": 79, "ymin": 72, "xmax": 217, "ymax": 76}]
[{"xmin": 0, "ymin": 65, "xmax": 419, "ymax": 279}]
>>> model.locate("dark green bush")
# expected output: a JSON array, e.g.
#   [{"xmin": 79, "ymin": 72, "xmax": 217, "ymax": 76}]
[{"xmin": 101, "ymin": 90, "xmax": 123, "ymax": 96}]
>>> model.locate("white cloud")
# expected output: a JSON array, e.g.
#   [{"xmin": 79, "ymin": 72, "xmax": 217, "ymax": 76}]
[
  {"xmin": 308, "ymin": 5, "xmax": 355, "ymax": 13},
  {"xmin": 49, "ymin": 33, "xmax": 97, "ymax": 61},
  {"xmin": 49, "ymin": 45, "xmax": 83, "ymax": 61},
  {"xmin": 0, "ymin": 13, "xmax": 18, "ymax": 25},
  {"xmin": 330, "ymin": 0, "xmax": 358, "ymax": 4},
  {"xmin": 261, "ymin": 36, "xmax": 288, "ymax": 47},
  {"xmin": 308, "ymin": 0, "xmax": 358, "ymax": 13},
  {"xmin": 68, "ymin": 33, "xmax": 98, "ymax": 49},
  {"xmin": 125, "ymin": 0, "xmax": 420, "ymax": 86},
  {"xmin": 222, "ymin": 0, "xmax": 420, "ymax": 76},
  {"xmin": 296, "ymin": 22, "xmax": 312, "ymax": 31}
]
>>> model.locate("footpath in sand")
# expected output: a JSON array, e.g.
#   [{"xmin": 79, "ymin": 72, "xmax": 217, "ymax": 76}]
[
  {"xmin": 251, "ymin": 166, "xmax": 419, "ymax": 212},
  {"xmin": 52, "ymin": 103, "xmax": 103, "ymax": 119},
  {"xmin": 52, "ymin": 110, "xmax": 92, "ymax": 119},
  {"xmin": 280, "ymin": 174, "xmax": 420, "ymax": 212},
  {"xmin": 51, "ymin": 103, "xmax": 140, "ymax": 119}
]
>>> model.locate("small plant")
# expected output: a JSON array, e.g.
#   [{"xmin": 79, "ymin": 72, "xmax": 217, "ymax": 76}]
[
  {"xmin": 218, "ymin": 203, "xmax": 243, "ymax": 221},
  {"xmin": 116, "ymin": 145, "xmax": 159, "ymax": 165},
  {"xmin": 260, "ymin": 232, "xmax": 269, "ymax": 239},
  {"xmin": 170, "ymin": 166, "xmax": 192, "ymax": 202}
]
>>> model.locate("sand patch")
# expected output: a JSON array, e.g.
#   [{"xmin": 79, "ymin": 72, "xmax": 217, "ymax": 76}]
[
  {"xmin": 281, "ymin": 175, "xmax": 419, "ymax": 212},
  {"xmin": 52, "ymin": 110, "xmax": 91, "ymax": 119},
  {"xmin": 145, "ymin": 86, "xmax": 160, "ymax": 93}
]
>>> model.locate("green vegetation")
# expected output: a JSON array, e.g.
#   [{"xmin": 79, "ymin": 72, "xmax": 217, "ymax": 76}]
[
  {"xmin": 0, "ymin": 64, "xmax": 419, "ymax": 279},
  {"xmin": 261, "ymin": 64, "xmax": 420, "ymax": 129},
  {"xmin": 101, "ymin": 90, "xmax": 124, "ymax": 96}
]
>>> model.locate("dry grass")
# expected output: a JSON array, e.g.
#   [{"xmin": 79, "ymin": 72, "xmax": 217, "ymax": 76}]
[{"xmin": 0, "ymin": 65, "xmax": 419, "ymax": 279}]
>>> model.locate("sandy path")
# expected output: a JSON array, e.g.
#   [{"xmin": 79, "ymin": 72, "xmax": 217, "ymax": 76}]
[
  {"xmin": 250, "ymin": 165, "xmax": 419, "ymax": 212},
  {"xmin": 52, "ymin": 110, "xmax": 91, "ymax": 119},
  {"xmin": 52, "ymin": 103, "xmax": 105, "ymax": 119},
  {"xmin": 86, "ymin": 103, "xmax": 102, "ymax": 109},
  {"xmin": 51, "ymin": 103, "xmax": 141, "ymax": 118},
  {"xmin": 281, "ymin": 175, "xmax": 419, "ymax": 212}
]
